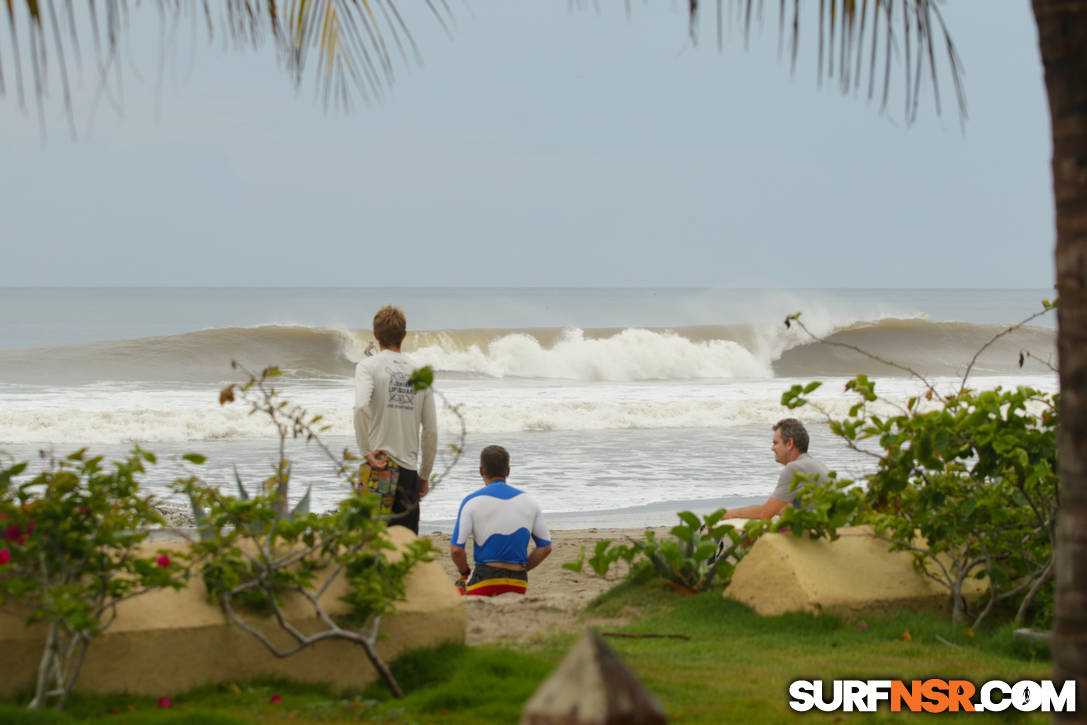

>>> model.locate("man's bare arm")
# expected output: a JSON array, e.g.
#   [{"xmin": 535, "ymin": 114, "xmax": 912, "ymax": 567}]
[
  {"xmin": 526, "ymin": 544, "xmax": 552, "ymax": 571},
  {"xmin": 724, "ymin": 497, "xmax": 789, "ymax": 520},
  {"xmin": 418, "ymin": 388, "xmax": 438, "ymax": 482},
  {"xmin": 450, "ymin": 545, "xmax": 470, "ymax": 575}
]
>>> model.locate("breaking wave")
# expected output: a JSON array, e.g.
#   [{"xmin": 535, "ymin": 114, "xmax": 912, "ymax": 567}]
[{"xmin": 0, "ymin": 317, "xmax": 1056, "ymax": 385}]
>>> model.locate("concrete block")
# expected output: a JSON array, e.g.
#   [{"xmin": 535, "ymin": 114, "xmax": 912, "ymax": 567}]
[{"xmin": 723, "ymin": 526, "xmax": 984, "ymax": 618}]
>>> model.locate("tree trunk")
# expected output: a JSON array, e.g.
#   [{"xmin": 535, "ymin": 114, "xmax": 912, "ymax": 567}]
[
  {"xmin": 28, "ymin": 621, "xmax": 59, "ymax": 710},
  {"xmin": 1031, "ymin": 2, "xmax": 1087, "ymax": 722},
  {"xmin": 358, "ymin": 635, "xmax": 404, "ymax": 699}
]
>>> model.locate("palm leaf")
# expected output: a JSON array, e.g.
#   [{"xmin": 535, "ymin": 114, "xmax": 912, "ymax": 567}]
[
  {"xmin": 6, "ymin": 1, "xmax": 964, "ymax": 131},
  {"xmin": 0, "ymin": 0, "xmax": 449, "ymax": 132},
  {"xmin": 683, "ymin": 0, "xmax": 967, "ymax": 123}
]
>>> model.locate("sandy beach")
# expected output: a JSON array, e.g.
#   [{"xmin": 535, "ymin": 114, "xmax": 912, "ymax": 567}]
[{"xmin": 424, "ymin": 527, "xmax": 668, "ymax": 646}]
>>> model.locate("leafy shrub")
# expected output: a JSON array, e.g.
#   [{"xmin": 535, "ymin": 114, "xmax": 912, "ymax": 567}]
[
  {"xmin": 564, "ymin": 509, "xmax": 768, "ymax": 593},
  {"xmin": 180, "ymin": 365, "xmax": 441, "ymax": 698},
  {"xmin": 779, "ymin": 376, "xmax": 1057, "ymax": 629},
  {"xmin": 0, "ymin": 448, "xmax": 188, "ymax": 709},
  {"xmin": 775, "ymin": 306, "xmax": 1059, "ymax": 630},
  {"xmin": 0, "ymin": 362, "xmax": 460, "ymax": 707}
]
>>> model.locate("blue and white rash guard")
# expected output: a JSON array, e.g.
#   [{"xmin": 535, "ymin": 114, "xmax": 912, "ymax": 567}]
[{"xmin": 451, "ymin": 481, "xmax": 551, "ymax": 567}]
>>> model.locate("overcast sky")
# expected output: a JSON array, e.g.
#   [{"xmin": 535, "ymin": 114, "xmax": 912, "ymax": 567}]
[{"xmin": 0, "ymin": 2, "xmax": 1054, "ymax": 288}]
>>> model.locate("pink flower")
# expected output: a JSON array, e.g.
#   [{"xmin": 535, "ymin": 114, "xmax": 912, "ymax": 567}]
[
  {"xmin": 270, "ymin": 694, "xmax": 283, "ymax": 704},
  {"xmin": 156, "ymin": 554, "xmax": 171, "ymax": 568},
  {"xmin": 0, "ymin": 548, "xmax": 10, "ymax": 565},
  {"xmin": 4, "ymin": 521, "xmax": 34, "ymax": 544},
  {"xmin": 157, "ymin": 696, "xmax": 172, "ymax": 708}
]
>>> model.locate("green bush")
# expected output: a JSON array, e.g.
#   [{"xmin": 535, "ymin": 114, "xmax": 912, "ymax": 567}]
[
  {"xmin": 180, "ymin": 365, "xmax": 436, "ymax": 699},
  {"xmin": 0, "ymin": 448, "xmax": 188, "ymax": 709},
  {"xmin": 779, "ymin": 380, "xmax": 1057, "ymax": 629},
  {"xmin": 564, "ymin": 509, "xmax": 768, "ymax": 593},
  {"xmin": 0, "ymin": 363, "xmax": 459, "ymax": 707}
]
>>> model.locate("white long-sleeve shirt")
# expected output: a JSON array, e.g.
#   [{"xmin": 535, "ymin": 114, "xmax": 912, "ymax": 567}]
[{"xmin": 353, "ymin": 350, "xmax": 438, "ymax": 480}]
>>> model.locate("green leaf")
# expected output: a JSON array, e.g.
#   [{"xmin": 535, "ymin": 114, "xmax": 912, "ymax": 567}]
[
  {"xmin": 408, "ymin": 365, "xmax": 435, "ymax": 391},
  {"xmin": 562, "ymin": 545, "xmax": 586, "ymax": 574},
  {"xmin": 676, "ymin": 511, "xmax": 701, "ymax": 530}
]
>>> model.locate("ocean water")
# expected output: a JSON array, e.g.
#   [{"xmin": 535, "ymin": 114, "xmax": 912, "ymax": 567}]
[{"xmin": 0, "ymin": 287, "xmax": 1058, "ymax": 530}]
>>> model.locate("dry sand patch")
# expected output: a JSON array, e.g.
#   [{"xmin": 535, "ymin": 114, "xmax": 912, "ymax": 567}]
[{"xmin": 425, "ymin": 528, "xmax": 667, "ymax": 645}]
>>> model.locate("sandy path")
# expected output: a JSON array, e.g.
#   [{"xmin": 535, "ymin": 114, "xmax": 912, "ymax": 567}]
[{"xmin": 424, "ymin": 528, "xmax": 667, "ymax": 646}]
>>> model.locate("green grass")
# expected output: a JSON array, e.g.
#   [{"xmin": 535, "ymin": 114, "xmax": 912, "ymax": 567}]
[
  {"xmin": 0, "ymin": 580, "xmax": 1054, "ymax": 724},
  {"xmin": 587, "ymin": 588, "xmax": 1051, "ymax": 724}
]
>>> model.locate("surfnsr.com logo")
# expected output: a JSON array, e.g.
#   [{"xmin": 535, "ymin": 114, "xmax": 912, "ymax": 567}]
[{"xmin": 788, "ymin": 679, "xmax": 1076, "ymax": 713}]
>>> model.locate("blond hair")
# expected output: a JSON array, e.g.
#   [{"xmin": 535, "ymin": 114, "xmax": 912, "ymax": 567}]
[{"xmin": 372, "ymin": 306, "xmax": 407, "ymax": 348}]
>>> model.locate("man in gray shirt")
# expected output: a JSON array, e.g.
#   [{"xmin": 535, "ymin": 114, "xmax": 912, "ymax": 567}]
[
  {"xmin": 723, "ymin": 418, "xmax": 830, "ymax": 520},
  {"xmin": 354, "ymin": 306, "xmax": 438, "ymax": 534}
]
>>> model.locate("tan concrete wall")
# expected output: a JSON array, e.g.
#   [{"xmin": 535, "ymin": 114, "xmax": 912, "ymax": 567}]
[
  {"xmin": 0, "ymin": 526, "xmax": 464, "ymax": 697},
  {"xmin": 724, "ymin": 526, "xmax": 985, "ymax": 617}
]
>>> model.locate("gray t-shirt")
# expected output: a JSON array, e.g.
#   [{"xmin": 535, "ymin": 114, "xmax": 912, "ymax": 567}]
[
  {"xmin": 354, "ymin": 350, "xmax": 438, "ymax": 479},
  {"xmin": 770, "ymin": 453, "xmax": 831, "ymax": 505}
]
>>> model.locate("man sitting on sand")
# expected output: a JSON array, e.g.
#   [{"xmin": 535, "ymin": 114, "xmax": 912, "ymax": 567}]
[
  {"xmin": 723, "ymin": 418, "xmax": 830, "ymax": 520},
  {"xmin": 450, "ymin": 445, "xmax": 552, "ymax": 596}
]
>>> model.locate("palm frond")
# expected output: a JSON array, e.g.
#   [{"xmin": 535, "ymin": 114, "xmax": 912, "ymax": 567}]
[
  {"xmin": 0, "ymin": 0, "xmax": 444, "ymax": 132},
  {"xmin": 3, "ymin": 1, "xmax": 967, "ymax": 131},
  {"xmin": 693, "ymin": 0, "xmax": 966, "ymax": 124}
]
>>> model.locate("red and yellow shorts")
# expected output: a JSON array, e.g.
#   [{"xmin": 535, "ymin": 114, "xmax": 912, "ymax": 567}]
[{"xmin": 462, "ymin": 563, "xmax": 528, "ymax": 596}]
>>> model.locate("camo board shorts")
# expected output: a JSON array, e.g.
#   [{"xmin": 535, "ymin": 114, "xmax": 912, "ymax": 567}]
[{"xmin": 357, "ymin": 460, "xmax": 400, "ymax": 515}]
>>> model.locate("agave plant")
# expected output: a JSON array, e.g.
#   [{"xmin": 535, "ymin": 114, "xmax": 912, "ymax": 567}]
[{"xmin": 187, "ymin": 465, "xmax": 312, "ymax": 541}]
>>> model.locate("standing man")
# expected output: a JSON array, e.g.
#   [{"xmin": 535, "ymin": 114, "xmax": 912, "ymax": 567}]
[
  {"xmin": 724, "ymin": 418, "xmax": 830, "ymax": 520},
  {"xmin": 450, "ymin": 445, "xmax": 552, "ymax": 596},
  {"xmin": 354, "ymin": 305, "xmax": 438, "ymax": 534}
]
